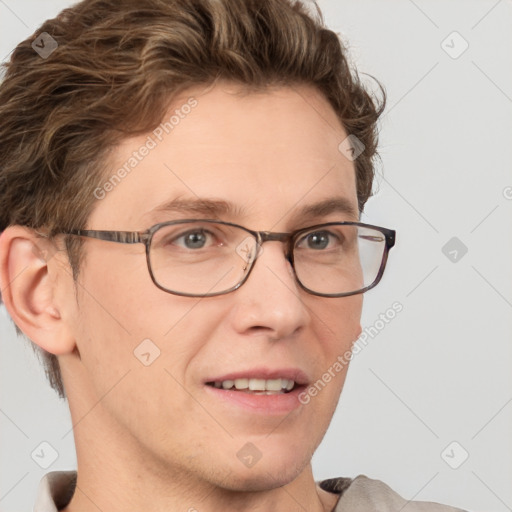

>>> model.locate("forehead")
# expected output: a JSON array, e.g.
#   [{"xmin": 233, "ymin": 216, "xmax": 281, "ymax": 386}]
[{"xmin": 89, "ymin": 82, "xmax": 358, "ymax": 230}]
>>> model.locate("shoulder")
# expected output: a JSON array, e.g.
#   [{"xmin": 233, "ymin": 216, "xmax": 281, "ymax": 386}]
[{"xmin": 318, "ymin": 475, "xmax": 469, "ymax": 512}]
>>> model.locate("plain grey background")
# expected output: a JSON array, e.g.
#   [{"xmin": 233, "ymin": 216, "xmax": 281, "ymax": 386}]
[{"xmin": 1, "ymin": 1, "xmax": 511, "ymax": 511}]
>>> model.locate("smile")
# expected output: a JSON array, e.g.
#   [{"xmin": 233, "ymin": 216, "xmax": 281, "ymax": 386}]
[{"xmin": 206, "ymin": 378, "xmax": 296, "ymax": 394}]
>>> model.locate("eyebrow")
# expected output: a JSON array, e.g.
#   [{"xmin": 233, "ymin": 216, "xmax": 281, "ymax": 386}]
[
  {"xmin": 297, "ymin": 197, "xmax": 359, "ymax": 222},
  {"xmin": 144, "ymin": 197, "xmax": 245, "ymax": 221},
  {"xmin": 143, "ymin": 196, "xmax": 359, "ymax": 225}
]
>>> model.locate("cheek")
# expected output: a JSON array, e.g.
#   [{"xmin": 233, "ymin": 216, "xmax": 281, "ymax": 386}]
[
  {"xmin": 73, "ymin": 247, "xmax": 221, "ymax": 388},
  {"xmin": 309, "ymin": 295, "xmax": 362, "ymax": 402},
  {"xmin": 70, "ymin": 274, "xmax": 217, "ymax": 446},
  {"xmin": 71, "ymin": 250, "xmax": 158, "ymax": 387},
  {"xmin": 319, "ymin": 294, "xmax": 363, "ymax": 349}
]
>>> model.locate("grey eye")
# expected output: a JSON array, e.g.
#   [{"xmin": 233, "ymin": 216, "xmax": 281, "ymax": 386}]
[
  {"xmin": 299, "ymin": 230, "xmax": 338, "ymax": 250},
  {"xmin": 182, "ymin": 231, "xmax": 207, "ymax": 249}
]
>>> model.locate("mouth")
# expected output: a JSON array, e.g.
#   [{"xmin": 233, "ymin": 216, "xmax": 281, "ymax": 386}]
[
  {"xmin": 206, "ymin": 377, "xmax": 297, "ymax": 395},
  {"xmin": 203, "ymin": 369, "xmax": 309, "ymax": 414}
]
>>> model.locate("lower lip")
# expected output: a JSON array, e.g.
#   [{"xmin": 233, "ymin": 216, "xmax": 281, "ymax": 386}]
[{"xmin": 203, "ymin": 385, "xmax": 305, "ymax": 415}]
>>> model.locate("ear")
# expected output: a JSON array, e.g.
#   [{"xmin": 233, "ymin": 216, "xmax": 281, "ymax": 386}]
[{"xmin": 0, "ymin": 226, "xmax": 76, "ymax": 355}]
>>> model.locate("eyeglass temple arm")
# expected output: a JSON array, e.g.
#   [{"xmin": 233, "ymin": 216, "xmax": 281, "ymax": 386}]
[{"xmin": 46, "ymin": 229, "xmax": 150, "ymax": 245}]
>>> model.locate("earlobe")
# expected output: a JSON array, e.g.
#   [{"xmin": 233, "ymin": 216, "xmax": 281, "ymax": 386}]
[{"xmin": 0, "ymin": 226, "xmax": 76, "ymax": 355}]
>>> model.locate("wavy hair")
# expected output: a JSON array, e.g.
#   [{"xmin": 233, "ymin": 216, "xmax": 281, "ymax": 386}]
[{"xmin": 0, "ymin": 0, "xmax": 385, "ymax": 399}]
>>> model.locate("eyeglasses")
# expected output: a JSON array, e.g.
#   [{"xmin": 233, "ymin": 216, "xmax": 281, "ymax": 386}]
[{"xmin": 55, "ymin": 219, "xmax": 395, "ymax": 298}]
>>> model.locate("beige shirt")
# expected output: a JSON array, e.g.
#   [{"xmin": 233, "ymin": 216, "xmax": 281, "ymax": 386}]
[{"xmin": 34, "ymin": 470, "xmax": 468, "ymax": 512}]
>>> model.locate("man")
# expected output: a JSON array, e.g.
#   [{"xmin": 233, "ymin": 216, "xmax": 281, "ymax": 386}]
[{"xmin": 0, "ymin": 0, "xmax": 467, "ymax": 510}]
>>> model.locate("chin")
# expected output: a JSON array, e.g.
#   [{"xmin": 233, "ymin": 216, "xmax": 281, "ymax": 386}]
[
  {"xmin": 223, "ymin": 467, "xmax": 302, "ymax": 493},
  {"xmin": 218, "ymin": 446, "xmax": 309, "ymax": 492}
]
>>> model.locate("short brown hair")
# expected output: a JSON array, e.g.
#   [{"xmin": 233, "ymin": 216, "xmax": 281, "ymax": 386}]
[{"xmin": 0, "ymin": 0, "xmax": 385, "ymax": 399}]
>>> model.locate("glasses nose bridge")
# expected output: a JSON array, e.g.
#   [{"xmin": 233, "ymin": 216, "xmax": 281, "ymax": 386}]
[
  {"xmin": 254, "ymin": 230, "xmax": 295, "ymax": 263},
  {"xmin": 258, "ymin": 230, "xmax": 292, "ymax": 244}
]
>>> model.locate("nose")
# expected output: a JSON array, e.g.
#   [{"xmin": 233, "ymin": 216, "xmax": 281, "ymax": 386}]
[{"xmin": 229, "ymin": 241, "xmax": 311, "ymax": 339}]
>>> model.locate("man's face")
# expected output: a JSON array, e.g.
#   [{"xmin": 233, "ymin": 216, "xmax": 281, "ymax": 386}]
[{"xmin": 59, "ymin": 82, "xmax": 363, "ymax": 490}]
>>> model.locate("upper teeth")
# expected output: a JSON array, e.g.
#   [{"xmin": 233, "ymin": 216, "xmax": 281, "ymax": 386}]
[{"xmin": 213, "ymin": 378, "xmax": 295, "ymax": 391}]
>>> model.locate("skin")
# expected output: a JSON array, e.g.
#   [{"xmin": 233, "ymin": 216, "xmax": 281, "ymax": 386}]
[{"xmin": 0, "ymin": 82, "xmax": 363, "ymax": 512}]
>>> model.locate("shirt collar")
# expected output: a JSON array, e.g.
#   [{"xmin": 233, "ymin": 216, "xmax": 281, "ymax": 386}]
[{"xmin": 34, "ymin": 471, "xmax": 76, "ymax": 512}]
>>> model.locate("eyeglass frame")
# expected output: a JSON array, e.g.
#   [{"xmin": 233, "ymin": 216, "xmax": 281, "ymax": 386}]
[{"xmin": 50, "ymin": 219, "xmax": 396, "ymax": 298}]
